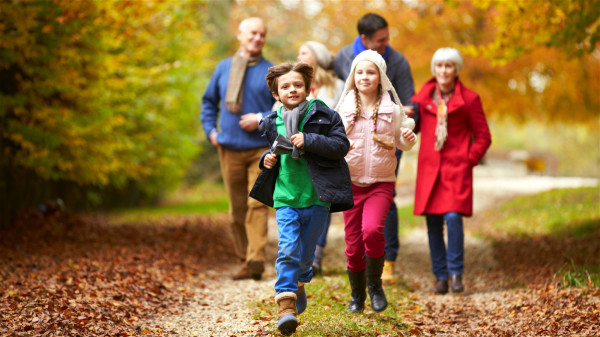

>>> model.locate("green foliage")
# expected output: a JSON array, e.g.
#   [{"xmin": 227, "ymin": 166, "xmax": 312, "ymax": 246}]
[{"xmin": 0, "ymin": 0, "xmax": 213, "ymax": 216}]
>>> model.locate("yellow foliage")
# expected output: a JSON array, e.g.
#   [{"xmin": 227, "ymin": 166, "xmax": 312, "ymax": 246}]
[{"xmin": 1, "ymin": 0, "xmax": 210, "ymax": 193}]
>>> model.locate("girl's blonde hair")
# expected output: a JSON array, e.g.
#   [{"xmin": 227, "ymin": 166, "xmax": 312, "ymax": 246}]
[{"xmin": 313, "ymin": 66, "xmax": 338, "ymax": 97}]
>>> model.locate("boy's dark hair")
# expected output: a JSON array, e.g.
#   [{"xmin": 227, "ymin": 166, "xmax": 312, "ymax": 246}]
[
  {"xmin": 266, "ymin": 62, "xmax": 313, "ymax": 95},
  {"xmin": 357, "ymin": 13, "xmax": 388, "ymax": 39}
]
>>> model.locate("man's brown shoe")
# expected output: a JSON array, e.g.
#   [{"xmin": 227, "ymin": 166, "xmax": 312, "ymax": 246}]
[
  {"xmin": 247, "ymin": 260, "xmax": 265, "ymax": 275},
  {"xmin": 232, "ymin": 266, "xmax": 262, "ymax": 281},
  {"xmin": 450, "ymin": 274, "xmax": 464, "ymax": 293},
  {"xmin": 432, "ymin": 279, "xmax": 448, "ymax": 294}
]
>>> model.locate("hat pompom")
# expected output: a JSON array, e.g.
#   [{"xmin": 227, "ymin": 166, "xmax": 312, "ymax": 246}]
[{"xmin": 402, "ymin": 117, "xmax": 415, "ymax": 131}]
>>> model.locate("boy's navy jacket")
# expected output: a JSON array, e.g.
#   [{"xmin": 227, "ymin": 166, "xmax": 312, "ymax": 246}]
[{"xmin": 249, "ymin": 100, "xmax": 354, "ymax": 213}]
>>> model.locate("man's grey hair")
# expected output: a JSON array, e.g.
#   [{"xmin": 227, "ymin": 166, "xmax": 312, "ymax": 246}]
[{"xmin": 238, "ymin": 17, "xmax": 265, "ymax": 32}]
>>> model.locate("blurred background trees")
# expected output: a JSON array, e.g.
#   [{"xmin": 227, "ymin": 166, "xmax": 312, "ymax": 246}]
[{"xmin": 1, "ymin": 0, "xmax": 598, "ymax": 226}]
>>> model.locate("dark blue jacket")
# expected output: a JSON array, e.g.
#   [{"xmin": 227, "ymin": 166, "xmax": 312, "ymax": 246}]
[{"xmin": 249, "ymin": 100, "xmax": 353, "ymax": 213}]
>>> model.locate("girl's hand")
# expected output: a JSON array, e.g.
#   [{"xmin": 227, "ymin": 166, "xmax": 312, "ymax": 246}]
[
  {"xmin": 264, "ymin": 153, "xmax": 278, "ymax": 169},
  {"xmin": 291, "ymin": 132, "xmax": 304, "ymax": 148},
  {"xmin": 349, "ymin": 139, "xmax": 355, "ymax": 150},
  {"xmin": 401, "ymin": 128, "xmax": 417, "ymax": 143}
]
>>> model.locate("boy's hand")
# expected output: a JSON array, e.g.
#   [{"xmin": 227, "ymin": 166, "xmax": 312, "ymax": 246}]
[
  {"xmin": 401, "ymin": 128, "xmax": 417, "ymax": 142},
  {"xmin": 264, "ymin": 153, "xmax": 278, "ymax": 169},
  {"xmin": 403, "ymin": 105, "xmax": 415, "ymax": 118},
  {"xmin": 349, "ymin": 139, "xmax": 355, "ymax": 150},
  {"xmin": 290, "ymin": 132, "xmax": 304, "ymax": 148}
]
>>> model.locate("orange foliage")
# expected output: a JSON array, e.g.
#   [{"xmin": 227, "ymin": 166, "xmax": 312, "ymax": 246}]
[{"xmin": 223, "ymin": 0, "xmax": 598, "ymax": 125}]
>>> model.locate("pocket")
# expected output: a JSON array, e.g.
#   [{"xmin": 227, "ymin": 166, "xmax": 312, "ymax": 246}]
[{"xmin": 345, "ymin": 135, "xmax": 365, "ymax": 172}]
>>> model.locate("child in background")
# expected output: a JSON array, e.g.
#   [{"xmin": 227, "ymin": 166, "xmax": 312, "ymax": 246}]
[
  {"xmin": 250, "ymin": 62, "xmax": 353, "ymax": 335},
  {"xmin": 334, "ymin": 50, "xmax": 416, "ymax": 313}
]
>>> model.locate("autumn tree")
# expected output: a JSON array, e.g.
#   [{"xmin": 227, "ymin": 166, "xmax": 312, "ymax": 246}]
[
  {"xmin": 465, "ymin": 0, "xmax": 600, "ymax": 63},
  {"xmin": 0, "ymin": 0, "xmax": 213, "ymax": 224}
]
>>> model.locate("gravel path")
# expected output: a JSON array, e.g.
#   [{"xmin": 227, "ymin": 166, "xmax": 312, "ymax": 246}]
[{"xmin": 146, "ymin": 165, "xmax": 598, "ymax": 336}]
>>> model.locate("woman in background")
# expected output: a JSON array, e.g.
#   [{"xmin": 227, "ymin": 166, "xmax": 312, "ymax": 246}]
[{"xmin": 411, "ymin": 47, "xmax": 491, "ymax": 294}]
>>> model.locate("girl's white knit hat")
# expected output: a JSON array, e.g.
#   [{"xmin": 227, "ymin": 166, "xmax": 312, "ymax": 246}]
[{"xmin": 335, "ymin": 49, "xmax": 414, "ymax": 130}]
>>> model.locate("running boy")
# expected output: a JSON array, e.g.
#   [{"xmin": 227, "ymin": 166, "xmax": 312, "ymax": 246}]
[{"xmin": 250, "ymin": 62, "xmax": 353, "ymax": 335}]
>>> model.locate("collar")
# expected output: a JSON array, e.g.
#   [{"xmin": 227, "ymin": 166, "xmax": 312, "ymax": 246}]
[{"xmin": 352, "ymin": 36, "xmax": 390, "ymax": 60}]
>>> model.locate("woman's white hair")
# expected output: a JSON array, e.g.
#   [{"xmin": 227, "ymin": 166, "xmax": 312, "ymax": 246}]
[{"xmin": 430, "ymin": 47, "xmax": 463, "ymax": 77}]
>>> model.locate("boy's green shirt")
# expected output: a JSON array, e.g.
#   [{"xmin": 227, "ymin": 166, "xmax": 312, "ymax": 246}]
[{"xmin": 272, "ymin": 103, "xmax": 331, "ymax": 210}]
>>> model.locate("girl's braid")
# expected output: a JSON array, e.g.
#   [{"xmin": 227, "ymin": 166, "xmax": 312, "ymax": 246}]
[
  {"xmin": 345, "ymin": 88, "xmax": 362, "ymax": 134},
  {"xmin": 371, "ymin": 86, "xmax": 394, "ymax": 150}
]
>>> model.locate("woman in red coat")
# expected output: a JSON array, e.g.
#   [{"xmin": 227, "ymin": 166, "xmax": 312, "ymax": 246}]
[{"xmin": 411, "ymin": 48, "xmax": 491, "ymax": 294}]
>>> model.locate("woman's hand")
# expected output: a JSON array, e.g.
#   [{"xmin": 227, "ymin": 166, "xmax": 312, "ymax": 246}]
[
  {"xmin": 291, "ymin": 132, "xmax": 304, "ymax": 148},
  {"xmin": 403, "ymin": 105, "xmax": 415, "ymax": 118},
  {"xmin": 264, "ymin": 153, "xmax": 278, "ymax": 169}
]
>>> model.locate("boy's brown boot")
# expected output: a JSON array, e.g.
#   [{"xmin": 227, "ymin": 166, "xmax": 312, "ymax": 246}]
[
  {"xmin": 275, "ymin": 292, "xmax": 298, "ymax": 336},
  {"xmin": 296, "ymin": 282, "xmax": 307, "ymax": 314}
]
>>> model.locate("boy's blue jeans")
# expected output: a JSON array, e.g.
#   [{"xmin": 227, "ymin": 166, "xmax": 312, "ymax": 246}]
[
  {"xmin": 275, "ymin": 205, "xmax": 329, "ymax": 294},
  {"xmin": 425, "ymin": 212, "xmax": 464, "ymax": 280}
]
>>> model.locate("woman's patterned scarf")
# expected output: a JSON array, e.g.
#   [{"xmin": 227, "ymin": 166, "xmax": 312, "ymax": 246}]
[{"xmin": 432, "ymin": 85, "xmax": 454, "ymax": 151}]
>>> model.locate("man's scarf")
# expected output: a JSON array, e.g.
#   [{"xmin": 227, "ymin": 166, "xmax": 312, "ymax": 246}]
[{"xmin": 225, "ymin": 50, "xmax": 262, "ymax": 113}]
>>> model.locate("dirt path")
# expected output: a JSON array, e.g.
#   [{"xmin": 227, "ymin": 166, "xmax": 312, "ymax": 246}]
[{"xmin": 147, "ymin": 166, "xmax": 598, "ymax": 336}]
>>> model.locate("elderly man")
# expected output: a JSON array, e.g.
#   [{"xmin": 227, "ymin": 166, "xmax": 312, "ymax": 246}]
[
  {"xmin": 201, "ymin": 17, "xmax": 276, "ymax": 281},
  {"xmin": 334, "ymin": 13, "xmax": 419, "ymax": 283}
]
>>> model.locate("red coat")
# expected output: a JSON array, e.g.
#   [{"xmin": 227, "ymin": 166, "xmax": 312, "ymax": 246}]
[{"xmin": 412, "ymin": 78, "xmax": 491, "ymax": 216}]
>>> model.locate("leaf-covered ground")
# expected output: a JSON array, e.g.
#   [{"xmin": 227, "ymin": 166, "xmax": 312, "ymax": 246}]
[
  {"xmin": 1, "ymin": 197, "xmax": 599, "ymax": 336},
  {"xmin": 401, "ymin": 213, "xmax": 600, "ymax": 337},
  {"xmin": 0, "ymin": 209, "xmax": 235, "ymax": 336}
]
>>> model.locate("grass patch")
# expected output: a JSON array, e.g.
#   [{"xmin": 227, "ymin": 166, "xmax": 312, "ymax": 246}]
[
  {"xmin": 486, "ymin": 186, "xmax": 599, "ymax": 238},
  {"xmin": 108, "ymin": 182, "xmax": 229, "ymax": 222},
  {"xmin": 557, "ymin": 260, "xmax": 600, "ymax": 288},
  {"xmin": 252, "ymin": 266, "xmax": 415, "ymax": 336},
  {"xmin": 397, "ymin": 204, "xmax": 424, "ymax": 235},
  {"xmin": 478, "ymin": 186, "xmax": 600, "ymax": 289}
]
